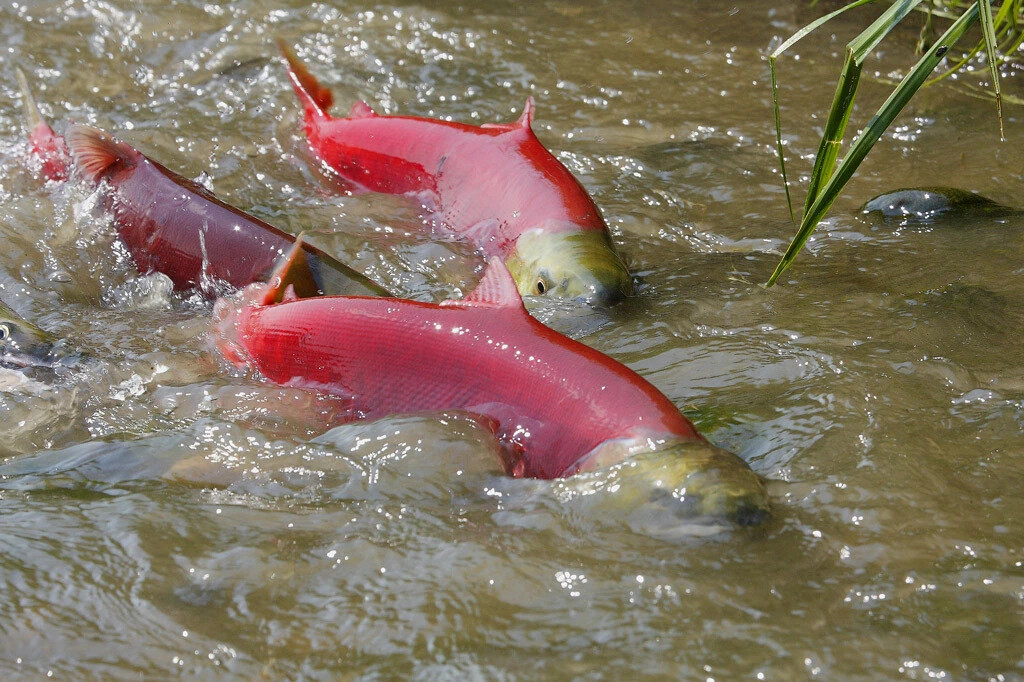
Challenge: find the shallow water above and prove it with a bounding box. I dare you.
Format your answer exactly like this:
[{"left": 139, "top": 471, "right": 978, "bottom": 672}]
[{"left": 2, "top": 0, "right": 1024, "bottom": 678}]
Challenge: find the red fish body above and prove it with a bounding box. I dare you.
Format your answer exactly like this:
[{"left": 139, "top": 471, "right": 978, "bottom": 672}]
[
  {"left": 18, "top": 70, "right": 387, "bottom": 298},
  {"left": 222, "top": 265, "right": 693, "bottom": 478},
  {"left": 217, "top": 257, "right": 769, "bottom": 524},
  {"left": 63, "top": 126, "right": 389, "bottom": 297},
  {"left": 280, "top": 43, "right": 634, "bottom": 305}
]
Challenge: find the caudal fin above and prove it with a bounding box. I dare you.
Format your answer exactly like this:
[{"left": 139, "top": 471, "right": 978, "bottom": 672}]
[
  {"left": 16, "top": 67, "right": 70, "bottom": 182},
  {"left": 64, "top": 124, "right": 139, "bottom": 183},
  {"left": 277, "top": 39, "right": 334, "bottom": 121}
]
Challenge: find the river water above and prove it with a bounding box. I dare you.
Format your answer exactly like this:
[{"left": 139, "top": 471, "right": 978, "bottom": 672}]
[{"left": 2, "top": 0, "right": 1023, "bottom": 679}]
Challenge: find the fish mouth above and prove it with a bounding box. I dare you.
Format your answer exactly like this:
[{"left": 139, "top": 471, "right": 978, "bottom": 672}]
[
  {"left": 0, "top": 341, "right": 70, "bottom": 372},
  {"left": 507, "top": 228, "right": 634, "bottom": 306},
  {"left": 569, "top": 438, "right": 770, "bottom": 530}
]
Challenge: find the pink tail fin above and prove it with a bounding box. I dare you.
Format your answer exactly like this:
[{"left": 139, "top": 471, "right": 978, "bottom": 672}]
[
  {"left": 277, "top": 39, "right": 334, "bottom": 121},
  {"left": 16, "top": 67, "right": 70, "bottom": 182}
]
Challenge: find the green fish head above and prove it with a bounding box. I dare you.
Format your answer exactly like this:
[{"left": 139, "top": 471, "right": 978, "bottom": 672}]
[
  {"left": 574, "top": 439, "right": 770, "bottom": 530},
  {"left": 506, "top": 228, "right": 634, "bottom": 306},
  {"left": 0, "top": 300, "right": 59, "bottom": 369}
]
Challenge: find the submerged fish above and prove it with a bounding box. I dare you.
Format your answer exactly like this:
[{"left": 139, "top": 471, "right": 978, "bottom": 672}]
[
  {"left": 0, "top": 300, "right": 61, "bottom": 369},
  {"left": 861, "top": 187, "right": 1017, "bottom": 222},
  {"left": 215, "top": 247, "right": 768, "bottom": 525},
  {"left": 18, "top": 69, "right": 389, "bottom": 299},
  {"left": 279, "top": 41, "right": 634, "bottom": 305}
]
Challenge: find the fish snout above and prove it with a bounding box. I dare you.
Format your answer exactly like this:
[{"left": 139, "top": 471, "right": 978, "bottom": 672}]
[
  {"left": 594, "top": 441, "right": 770, "bottom": 530},
  {"left": 649, "top": 453, "right": 770, "bottom": 527},
  {"left": 0, "top": 302, "right": 64, "bottom": 369},
  {"left": 567, "top": 262, "right": 635, "bottom": 306}
]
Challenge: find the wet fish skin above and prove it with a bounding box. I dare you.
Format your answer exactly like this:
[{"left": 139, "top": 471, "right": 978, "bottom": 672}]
[
  {"left": 861, "top": 186, "right": 1017, "bottom": 222},
  {"left": 279, "top": 41, "right": 634, "bottom": 306},
  {"left": 215, "top": 255, "right": 769, "bottom": 525},
  {"left": 18, "top": 70, "right": 389, "bottom": 299},
  {"left": 63, "top": 125, "right": 390, "bottom": 298},
  {"left": 0, "top": 300, "right": 59, "bottom": 369}
]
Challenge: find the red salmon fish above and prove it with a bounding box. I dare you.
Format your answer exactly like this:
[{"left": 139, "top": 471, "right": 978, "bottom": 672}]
[
  {"left": 279, "top": 41, "right": 634, "bottom": 305},
  {"left": 18, "top": 70, "right": 388, "bottom": 299},
  {"left": 215, "top": 250, "right": 769, "bottom": 525}
]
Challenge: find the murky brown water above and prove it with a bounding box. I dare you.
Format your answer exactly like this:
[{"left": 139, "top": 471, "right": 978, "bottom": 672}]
[{"left": 2, "top": 0, "right": 1024, "bottom": 678}]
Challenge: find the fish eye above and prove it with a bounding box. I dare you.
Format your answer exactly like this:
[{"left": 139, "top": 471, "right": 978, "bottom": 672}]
[
  {"left": 534, "top": 277, "right": 548, "bottom": 295},
  {"left": 0, "top": 324, "right": 8, "bottom": 341}
]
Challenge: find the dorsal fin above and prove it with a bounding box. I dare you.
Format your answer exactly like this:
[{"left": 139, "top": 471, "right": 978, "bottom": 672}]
[
  {"left": 65, "top": 124, "right": 138, "bottom": 182},
  {"left": 481, "top": 96, "right": 535, "bottom": 132},
  {"left": 349, "top": 100, "right": 377, "bottom": 119},
  {"left": 517, "top": 96, "right": 535, "bottom": 128},
  {"left": 443, "top": 258, "right": 524, "bottom": 310},
  {"left": 261, "top": 233, "right": 322, "bottom": 305},
  {"left": 277, "top": 38, "right": 334, "bottom": 116}
]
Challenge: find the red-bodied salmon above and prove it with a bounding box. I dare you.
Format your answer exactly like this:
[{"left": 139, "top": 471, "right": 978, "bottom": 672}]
[
  {"left": 215, "top": 249, "right": 768, "bottom": 525},
  {"left": 279, "top": 41, "right": 634, "bottom": 306},
  {"left": 17, "top": 70, "right": 389, "bottom": 299}
]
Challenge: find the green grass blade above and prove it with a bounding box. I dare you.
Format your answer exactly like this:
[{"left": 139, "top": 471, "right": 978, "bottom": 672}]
[
  {"left": 801, "top": 0, "right": 924, "bottom": 214},
  {"left": 766, "top": 3, "right": 980, "bottom": 286},
  {"left": 978, "top": 0, "right": 1006, "bottom": 139},
  {"left": 769, "top": 0, "right": 881, "bottom": 59},
  {"left": 848, "top": 0, "right": 924, "bottom": 60},
  {"left": 768, "top": 0, "right": 882, "bottom": 228},
  {"left": 769, "top": 59, "right": 798, "bottom": 228}
]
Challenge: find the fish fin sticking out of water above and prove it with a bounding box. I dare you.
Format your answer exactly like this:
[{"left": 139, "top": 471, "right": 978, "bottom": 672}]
[
  {"left": 277, "top": 38, "right": 334, "bottom": 120},
  {"left": 480, "top": 97, "right": 536, "bottom": 133},
  {"left": 260, "top": 233, "right": 321, "bottom": 305},
  {"left": 16, "top": 67, "right": 70, "bottom": 182},
  {"left": 443, "top": 257, "right": 526, "bottom": 312},
  {"left": 436, "top": 254, "right": 524, "bottom": 311},
  {"left": 65, "top": 125, "right": 139, "bottom": 182}
]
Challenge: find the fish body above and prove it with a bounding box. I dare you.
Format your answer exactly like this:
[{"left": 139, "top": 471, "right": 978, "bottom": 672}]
[
  {"left": 280, "top": 43, "right": 634, "bottom": 305},
  {"left": 861, "top": 186, "right": 1017, "bottom": 222},
  {"left": 216, "top": 256, "right": 768, "bottom": 523},
  {"left": 64, "top": 126, "right": 390, "bottom": 297},
  {"left": 17, "top": 69, "right": 388, "bottom": 298}
]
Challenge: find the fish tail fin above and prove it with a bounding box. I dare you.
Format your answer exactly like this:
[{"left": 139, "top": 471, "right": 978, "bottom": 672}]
[
  {"left": 277, "top": 39, "right": 334, "bottom": 122},
  {"left": 16, "top": 67, "right": 70, "bottom": 181},
  {"left": 16, "top": 67, "right": 46, "bottom": 131},
  {"left": 261, "top": 233, "right": 322, "bottom": 305},
  {"left": 64, "top": 124, "right": 139, "bottom": 183}
]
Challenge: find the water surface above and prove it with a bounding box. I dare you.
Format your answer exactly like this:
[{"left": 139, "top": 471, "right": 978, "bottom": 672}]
[{"left": 2, "top": 0, "right": 1023, "bottom": 678}]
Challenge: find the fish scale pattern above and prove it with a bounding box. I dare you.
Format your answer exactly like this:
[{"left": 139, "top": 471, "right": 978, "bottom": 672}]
[{"left": 233, "top": 295, "right": 700, "bottom": 479}]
